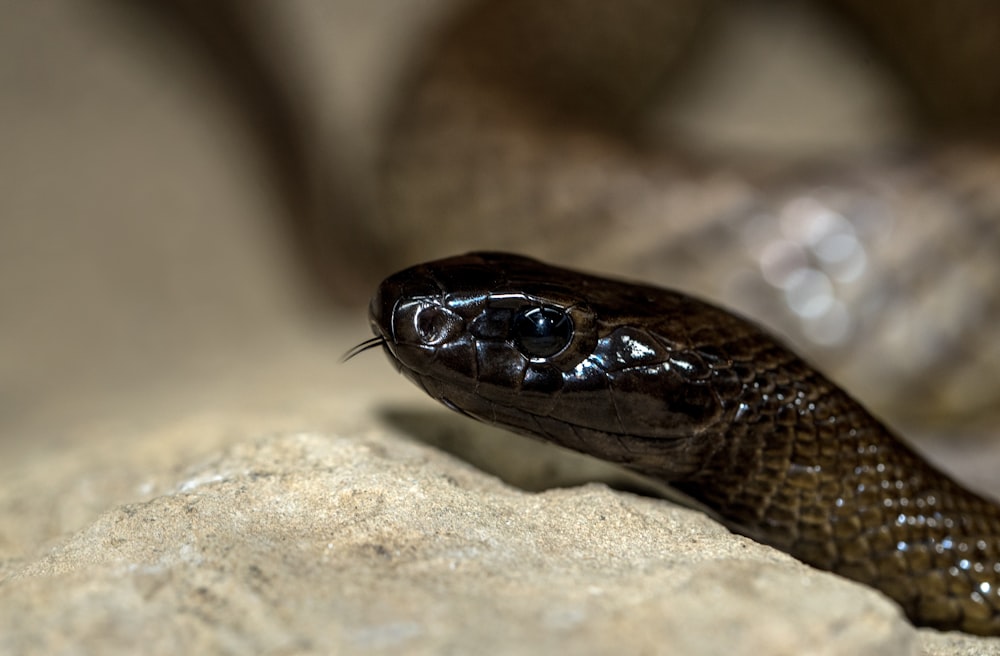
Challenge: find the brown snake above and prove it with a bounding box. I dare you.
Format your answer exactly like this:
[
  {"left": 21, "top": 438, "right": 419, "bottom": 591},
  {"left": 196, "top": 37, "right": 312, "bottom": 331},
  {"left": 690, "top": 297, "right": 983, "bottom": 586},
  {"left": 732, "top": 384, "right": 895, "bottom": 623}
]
[{"left": 354, "top": 251, "right": 1000, "bottom": 635}]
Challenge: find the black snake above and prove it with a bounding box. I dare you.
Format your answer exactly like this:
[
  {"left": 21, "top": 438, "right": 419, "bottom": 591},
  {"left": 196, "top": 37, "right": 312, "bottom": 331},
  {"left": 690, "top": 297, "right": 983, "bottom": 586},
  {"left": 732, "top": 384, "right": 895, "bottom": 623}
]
[{"left": 352, "top": 251, "right": 1000, "bottom": 635}]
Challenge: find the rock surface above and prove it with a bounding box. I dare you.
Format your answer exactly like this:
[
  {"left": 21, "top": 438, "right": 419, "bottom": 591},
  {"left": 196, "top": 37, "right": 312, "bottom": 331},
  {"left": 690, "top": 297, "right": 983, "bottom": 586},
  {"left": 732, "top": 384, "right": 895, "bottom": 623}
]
[
  {"left": 2, "top": 422, "right": 914, "bottom": 656},
  {"left": 1, "top": 401, "right": 996, "bottom": 655}
]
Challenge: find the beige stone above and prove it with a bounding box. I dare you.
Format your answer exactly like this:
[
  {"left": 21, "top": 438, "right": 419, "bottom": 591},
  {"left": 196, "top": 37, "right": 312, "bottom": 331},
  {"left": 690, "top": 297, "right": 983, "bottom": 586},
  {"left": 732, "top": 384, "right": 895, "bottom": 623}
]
[{"left": 3, "top": 424, "right": 920, "bottom": 655}]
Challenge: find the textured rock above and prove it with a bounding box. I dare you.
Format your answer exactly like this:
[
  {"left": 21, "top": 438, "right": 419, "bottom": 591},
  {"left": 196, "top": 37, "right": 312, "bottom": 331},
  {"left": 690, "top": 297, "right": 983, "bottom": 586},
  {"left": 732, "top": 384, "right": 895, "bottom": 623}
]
[
  {"left": 0, "top": 422, "right": 923, "bottom": 655},
  {"left": 2, "top": 352, "right": 998, "bottom": 656}
]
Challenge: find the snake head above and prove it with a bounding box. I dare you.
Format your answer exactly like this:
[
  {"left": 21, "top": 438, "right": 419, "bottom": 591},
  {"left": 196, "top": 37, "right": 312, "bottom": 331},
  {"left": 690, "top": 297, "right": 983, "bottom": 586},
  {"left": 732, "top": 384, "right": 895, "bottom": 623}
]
[{"left": 369, "top": 252, "right": 746, "bottom": 480}]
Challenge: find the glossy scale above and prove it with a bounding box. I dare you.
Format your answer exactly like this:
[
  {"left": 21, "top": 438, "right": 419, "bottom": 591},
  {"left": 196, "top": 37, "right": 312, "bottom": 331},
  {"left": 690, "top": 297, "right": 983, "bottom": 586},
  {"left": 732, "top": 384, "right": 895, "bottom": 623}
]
[{"left": 367, "top": 251, "right": 1000, "bottom": 635}]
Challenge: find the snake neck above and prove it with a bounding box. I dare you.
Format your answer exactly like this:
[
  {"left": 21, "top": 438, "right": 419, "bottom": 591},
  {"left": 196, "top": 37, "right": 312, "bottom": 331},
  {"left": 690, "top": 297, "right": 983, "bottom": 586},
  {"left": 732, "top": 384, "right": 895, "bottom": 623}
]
[{"left": 665, "top": 370, "right": 1000, "bottom": 632}]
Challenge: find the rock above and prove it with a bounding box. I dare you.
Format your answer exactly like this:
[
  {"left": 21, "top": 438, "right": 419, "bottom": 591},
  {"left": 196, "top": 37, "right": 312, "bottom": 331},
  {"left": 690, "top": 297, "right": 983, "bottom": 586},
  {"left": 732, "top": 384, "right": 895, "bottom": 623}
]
[{"left": 1, "top": 426, "right": 922, "bottom": 655}]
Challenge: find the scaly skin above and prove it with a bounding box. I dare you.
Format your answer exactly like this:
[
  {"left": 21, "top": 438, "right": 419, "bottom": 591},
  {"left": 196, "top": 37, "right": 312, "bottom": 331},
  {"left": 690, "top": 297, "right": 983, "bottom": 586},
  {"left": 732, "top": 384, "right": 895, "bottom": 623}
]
[{"left": 366, "top": 252, "right": 1000, "bottom": 635}]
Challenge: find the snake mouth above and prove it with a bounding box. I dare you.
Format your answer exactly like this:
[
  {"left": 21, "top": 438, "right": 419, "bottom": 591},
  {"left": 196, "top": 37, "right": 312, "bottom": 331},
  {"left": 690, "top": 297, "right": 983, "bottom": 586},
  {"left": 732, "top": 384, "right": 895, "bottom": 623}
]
[{"left": 439, "top": 396, "right": 475, "bottom": 419}]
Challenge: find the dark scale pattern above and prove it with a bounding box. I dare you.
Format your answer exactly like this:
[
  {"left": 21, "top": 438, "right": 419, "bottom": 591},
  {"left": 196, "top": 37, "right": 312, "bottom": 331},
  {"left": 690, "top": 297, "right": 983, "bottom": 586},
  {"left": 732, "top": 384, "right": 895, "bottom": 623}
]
[
  {"left": 369, "top": 252, "right": 1000, "bottom": 635},
  {"left": 673, "top": 341, "right": 1000, "bottom": 635}
]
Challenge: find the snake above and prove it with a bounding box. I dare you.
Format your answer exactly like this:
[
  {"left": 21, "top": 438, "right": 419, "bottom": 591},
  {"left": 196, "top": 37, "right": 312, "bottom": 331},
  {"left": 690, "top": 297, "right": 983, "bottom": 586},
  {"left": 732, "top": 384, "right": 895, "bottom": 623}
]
[{"left": 349, "top": 251, "right": 1000, "bottom": 636}]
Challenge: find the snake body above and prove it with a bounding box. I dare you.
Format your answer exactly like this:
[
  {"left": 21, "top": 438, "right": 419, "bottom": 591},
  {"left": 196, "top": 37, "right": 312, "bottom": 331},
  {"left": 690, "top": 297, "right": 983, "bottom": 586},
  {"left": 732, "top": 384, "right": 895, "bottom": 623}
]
[{"left": 366, "top": 251, "right": 1000, "bottom": 635}]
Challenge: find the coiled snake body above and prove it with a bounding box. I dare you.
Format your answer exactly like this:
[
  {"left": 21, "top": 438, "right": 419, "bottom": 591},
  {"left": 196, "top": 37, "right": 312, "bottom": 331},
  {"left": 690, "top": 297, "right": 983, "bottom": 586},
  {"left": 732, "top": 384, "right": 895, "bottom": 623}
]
[{"left": 361, "top": 251, "right": 1000, "bottom": 635}]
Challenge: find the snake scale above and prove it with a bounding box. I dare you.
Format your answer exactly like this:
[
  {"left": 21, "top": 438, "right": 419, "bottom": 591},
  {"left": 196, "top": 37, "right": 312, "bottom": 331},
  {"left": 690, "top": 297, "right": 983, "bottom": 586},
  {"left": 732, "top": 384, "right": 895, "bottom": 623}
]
[{"left": 355, "top": 251, "right": 1000, "bottom": 635}]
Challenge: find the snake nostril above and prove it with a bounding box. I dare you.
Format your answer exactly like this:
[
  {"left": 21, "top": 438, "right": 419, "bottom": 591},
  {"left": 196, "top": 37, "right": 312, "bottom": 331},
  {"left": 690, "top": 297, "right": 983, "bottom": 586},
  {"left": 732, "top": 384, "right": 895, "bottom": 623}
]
[
  {"left": 414, "top": 305, "right": 453, "bottom": 345},
  {"left": 391, "top": 299, "right": 463, "bottom": 348}
]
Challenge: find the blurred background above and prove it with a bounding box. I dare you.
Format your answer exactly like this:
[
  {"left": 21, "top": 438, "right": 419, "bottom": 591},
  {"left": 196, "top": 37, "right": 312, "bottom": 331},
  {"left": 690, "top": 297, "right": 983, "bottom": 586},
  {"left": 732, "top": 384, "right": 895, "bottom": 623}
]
[{"left": 2, "top": 0, "right": 999, "bottom": 491}]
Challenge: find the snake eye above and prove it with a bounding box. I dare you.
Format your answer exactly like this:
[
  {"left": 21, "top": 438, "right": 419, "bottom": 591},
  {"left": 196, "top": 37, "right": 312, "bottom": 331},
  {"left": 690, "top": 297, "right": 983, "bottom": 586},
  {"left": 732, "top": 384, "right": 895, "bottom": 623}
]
[{"left": 511, "top": 306, "right": 573, "bottom": 358}]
